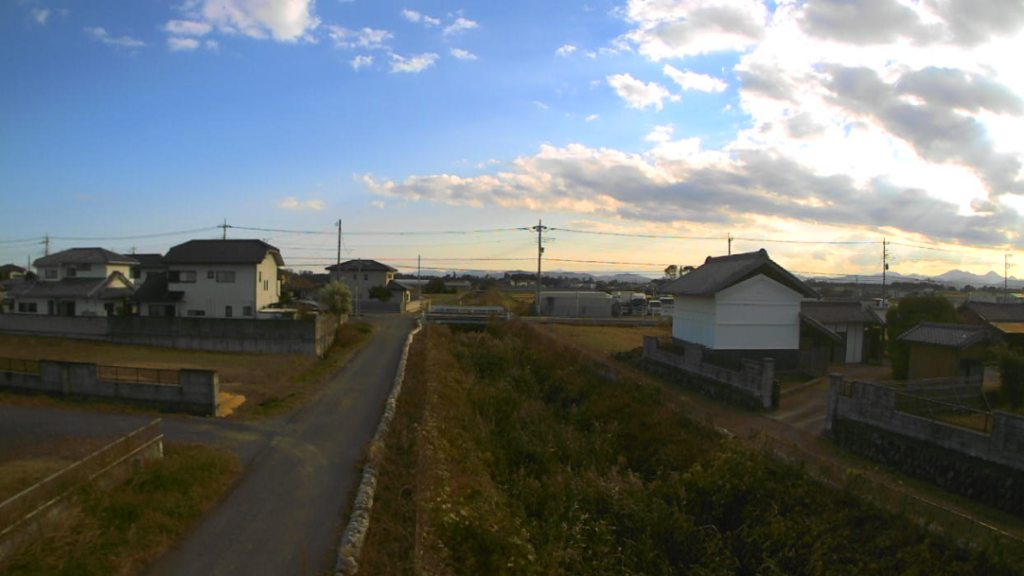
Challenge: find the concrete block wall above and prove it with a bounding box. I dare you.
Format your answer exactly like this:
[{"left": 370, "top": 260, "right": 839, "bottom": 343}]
[
  {"left": 0, "top": 360, "right": 217, "bottom": 415},
  {"left": 643, "top": 336, "right": 775, "bottom": 409}
]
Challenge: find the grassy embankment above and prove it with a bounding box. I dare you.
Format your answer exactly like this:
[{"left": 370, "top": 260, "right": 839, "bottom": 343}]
[
  {"left": 0, "top": 320, "right": 373, "bottom": 418},
  {"left": 360, "top": 322, "right": 1023, "bottom": 575},
  {"left": 0, "top": 442, "right": 240, "bottom": 576}
]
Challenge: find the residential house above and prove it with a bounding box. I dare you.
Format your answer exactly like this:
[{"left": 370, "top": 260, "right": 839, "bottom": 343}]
[
  {"left": 4, "top": 248, "right": 137, "bottom": 316},
  {"left": 897, "top": 322, "right": 990, "bottom": 380},
  {"left": 958, "top": 301, "right": 1024, "bottom": 349},
  {"left": 146, "top": 239, "right": 283, "bottom": 318},
  {"left": 0, "top": 264, "right": 26, "bottom": 280},
  {"left": 130, "top": 253, "right": 167, "bottom": 283},
  {"left": 662, "top": 249, "right": 819, "bottom": 369},
  {"left": 326, "top": 259, "right": 397, "bottom": 301},
  {"left": 800, "top": 300, "right": 885, "bottom": 363}
]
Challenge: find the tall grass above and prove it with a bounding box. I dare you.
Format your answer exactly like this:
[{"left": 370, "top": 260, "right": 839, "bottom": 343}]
[
  {"left": 396, "top": 322, "right": 1022, "bottom": 575},
  {"left": 0, "top": 443, "right": 240, "bottom": 576}
]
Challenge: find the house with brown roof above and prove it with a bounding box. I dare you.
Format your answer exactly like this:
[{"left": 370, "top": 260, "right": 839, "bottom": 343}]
[
  {"left": 801, "top": 300, "right": 885, "bottom": 363},
  {"left": 4, "top": 248, "right": 137, "bottom": 316},
  {"left": 897, "top": 322, "right": 990, "bottom": 380},
  {"left": 662, "top": 249, "right": 819, "bottom": 369},
  {"left": 958, "top": 301, "right": 1024, "bottom": 349}
]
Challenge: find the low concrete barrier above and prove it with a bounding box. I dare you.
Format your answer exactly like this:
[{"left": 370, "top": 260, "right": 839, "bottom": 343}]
[{"left": 0, "top": 360, "right": 217, "bottom": 415}]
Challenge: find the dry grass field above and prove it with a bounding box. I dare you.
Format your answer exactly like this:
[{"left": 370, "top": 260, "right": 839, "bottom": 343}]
[
  {"left": 0, "top": 435, "right": 114, "bottom": 503},
  {"left": 544, "top": 323, "right": 670, "bottom": 357}
]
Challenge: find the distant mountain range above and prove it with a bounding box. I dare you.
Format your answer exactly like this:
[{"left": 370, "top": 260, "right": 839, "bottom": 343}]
[{"left": 805, "top": 269, "right": 1024, "bottom": 289}]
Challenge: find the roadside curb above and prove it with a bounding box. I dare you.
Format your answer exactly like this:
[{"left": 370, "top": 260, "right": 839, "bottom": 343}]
[{"left": 334, "top": 320, "right": 422, "bottom": 576}]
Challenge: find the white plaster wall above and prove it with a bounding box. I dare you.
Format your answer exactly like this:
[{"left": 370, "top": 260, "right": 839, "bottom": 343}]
[
  {"left": 673, "top": 295, "right": 715, "bottom": 347},
  {"left": 714, "top": 275, "right": 801, "bottom": 350},
  {"left": 254, "top": 253, "right": 280, "bottom": 311},
  {"left": 169, "top": 263, "right": 257, "bottom": 318}
]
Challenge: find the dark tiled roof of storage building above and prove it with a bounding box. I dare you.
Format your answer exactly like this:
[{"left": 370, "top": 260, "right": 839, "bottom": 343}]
[
  {"left": 801, "top": 300, "right": 884, "bottom": 325},
  {"left": 326, "top": 259, "right": 397, "bottom": 273},
  {"left": 897, "top": 322, "right": 989, "bottom": 349},
  {"left": 662, "top": 249, "right": 818, "bottom": 298},
  {"left": 959, "top": 301, "right": 1024, "bottom": 322},
  {"left": 165, "top": 239, "right": 284, "bottom": 266},
  {"left": 34, "top": 248, "right": 138, "bottom": 267}
]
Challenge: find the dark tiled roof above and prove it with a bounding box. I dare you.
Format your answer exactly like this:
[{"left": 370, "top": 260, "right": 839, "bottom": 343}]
[
  {"left": 959, "top": 301, "right": 1024, "bottom": 322},
  {"left": 387, "top": 280, "right": 412, "bottom": 291},
  {"left": 0, "top": 264, "right": 26, "bottom": 273},
  {"left": 132, "top": 253, "right": 166, "bottom": 268},
  {"left": 34, "top": 248, "right": 138, "bottom": 267},
  {"left": 801, "top": 300, "right": 884, "bottom": 325},
  {"left": 326, "top": 259, "right": 397, "bottom": 273},
  {"left": 5, "top": 274, "right": 134, "bottom": 299},
  {"left": 133, "top": 273, "right": 184, "bottom": 303},
  {"left": 662, "top": 249, "right": 818, "bottom": 298},
  {"left": 799, "top": 312, "right": 842, "bottom": 342},
  {"left": 897, "top": 322, "right": 989, "bottom": 349},
  {"left": 165, "top": 239, "right": 284, "bottom": 266}
]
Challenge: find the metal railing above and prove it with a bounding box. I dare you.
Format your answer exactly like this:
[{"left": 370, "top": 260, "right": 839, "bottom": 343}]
[
  {"left": 0, "top": 357, "right": 40, "bottom": 375},
  {"left": 0, "top": 419, "right": 163, "bottom": 535},
  {"left": 96, "top": 365, "right": 179, "bottom": 385},
  {"left": 895, "top": 391, "right": 993, "bottom": 434}
]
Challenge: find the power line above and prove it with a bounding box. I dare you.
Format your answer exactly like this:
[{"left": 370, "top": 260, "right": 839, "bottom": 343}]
[
  {"left": 229, "top": 225, "right": 530, "bottom": 236},
  {"left": 49, "top": 226, "right": 221, "bottom": 241}
]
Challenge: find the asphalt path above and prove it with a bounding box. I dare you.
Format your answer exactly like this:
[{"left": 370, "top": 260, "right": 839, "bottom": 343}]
[{"left": 0, "top": 314, "right": 414, "bottom": 576}]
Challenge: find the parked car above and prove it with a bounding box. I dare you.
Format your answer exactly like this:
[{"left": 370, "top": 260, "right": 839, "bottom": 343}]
[
  {"left": 659, "top": 296, "right": 674, "bottom": 315},
  {"left": 648, "top": 299, "right": 662, "bottom": 316}
]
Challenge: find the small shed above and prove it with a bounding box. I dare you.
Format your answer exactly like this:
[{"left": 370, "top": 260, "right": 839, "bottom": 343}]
[
  {"left": 538, "top": 291, "right": 614, "bottom": 317},
  {"left": 801, "top": 300, "right": 885, "bottom": 363},
  {"left": 897, "top": 322, "right": 990, "bottom": 380}
]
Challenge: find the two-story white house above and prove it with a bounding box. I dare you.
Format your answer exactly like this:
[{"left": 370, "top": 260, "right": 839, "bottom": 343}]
[
  {"left": 662, "top": 249, "right": 819, "bottom": 369},
  {"left": 4, "top": 248, "right": 137, "bottom": 316},
  {"left": 326, "top": 259, "right": 397, "bottom": 301},
  {"left": 144, "top": 239, "right": 283, "bottom": 318}
]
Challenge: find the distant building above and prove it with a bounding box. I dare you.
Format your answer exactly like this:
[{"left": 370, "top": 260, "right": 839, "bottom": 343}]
[
  {"left": 662, "top": 249, "right": 818, "bottom": 369},
  {"left": 4, "top": 248, "right": 137, "bottom": 316},
  {"left": 958, "top": 301, "right": 1024, "bottom": 349},
  {"left": 146, "top": 239, "right": 283, "bottom": 318},
  {"left": 326, "top": 259, "right": 397, "bottom": 301},
  {"left": 0, "top": 264, "right": 26, "bottom": 280},
  {"left": 538, "top": 291, "right": 615, "bottom": 317},
  {"left": 897, "top": 322, "right": 990, "bottom": 380}
]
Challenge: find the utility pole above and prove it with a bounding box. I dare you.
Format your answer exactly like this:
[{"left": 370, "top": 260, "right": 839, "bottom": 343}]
[
  {"left": 881, "top": 238, "right": 889, "bottom": 305},
  {"left": 1005, "top": 252, "right": 1011, "bottom": 301},
  {"left": 727, "top": 232, "right": 732, "bottom": 256},
  {"left": 44, "top": 234, "right": 50, "bottom": 256},
  {"left": 356, "top": 260, "right": 362, "bottom": 318},
  {"left": 417, "top": 254, "right": 422, "bottom": 304},
  {"left": 336, "top": 220, "right": 342, "bottom": 268},
  {"left": 220, "top": 219, "right": 228, "bottom": 240},
  {"left": 533, "top": 219, "right": 547, "bottom": 315}
]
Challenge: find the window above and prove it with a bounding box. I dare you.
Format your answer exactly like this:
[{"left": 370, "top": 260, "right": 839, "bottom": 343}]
[
  {"left": 65, "top": 267, "right": 77, "bottom": 277},
  {"left": 259, "top": 271, "right": 262, "bottom": 282},
  {"left": 18, "top": 302, "right": 37, "bottom": 313},
  {"left": 216, "top": 271, "right": 235, "bottom": 283},
  {"left": 208, "top": 270, "right": 215, "bottom": 279},
  {"left": 263, "top": 280, "right": 269, "bottom": 291},
  {"left": 131, "top": 267, "right": 141, "bottom": 279},
  {"left": 187, "top": 309, "right": 206, "bottom": 317},
  {"left": 45, "top": 269, "right": 57, "bottom": 279},
  {"left": 169, "top": 271, "right": 196, "bottom": 283},
  {"left": 225, "top": 305, "right": 233, "bottom": 317},
  {"left": 243, "top": 306, "right": 253, "bottom": 316},
  {"left": 364, "top": 274, "right": 369, "bottom": 281},
  {"left": 79, "top": 263, "right": 91, "bottom": 272}
]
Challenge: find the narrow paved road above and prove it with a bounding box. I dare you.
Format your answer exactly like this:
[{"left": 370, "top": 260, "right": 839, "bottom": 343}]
[{"left": 145, "top": 314, "right": 414, "bottom": 576}]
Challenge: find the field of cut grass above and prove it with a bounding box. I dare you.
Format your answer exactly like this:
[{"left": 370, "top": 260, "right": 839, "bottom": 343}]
[
  {"left": 360, "top": 322, "right": 1024, "bottom": 575},
  {"left": 544, "top": 323, "right": 670, "bottom": 356},
  {"left": 0, "top": 442, "right": 240, "bottom": 576}
]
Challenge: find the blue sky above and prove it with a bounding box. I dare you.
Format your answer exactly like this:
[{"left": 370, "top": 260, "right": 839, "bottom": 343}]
[{"left": 2, "top": 0, "right": 1024, "bottom": 277}]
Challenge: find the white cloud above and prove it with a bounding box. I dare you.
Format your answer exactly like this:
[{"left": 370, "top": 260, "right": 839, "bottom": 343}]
[
  {"left": 164, "top": 19, "right": 213, "bottom": 36},
  {"left": 555, "top": 43, "right": 577, "bottom": 56},
  {"left": 533, "top": 100, "right": 550, "bottom": 110},
  {"left": 402, "top": 9, "right": 440, "bottom": 26},
  {"left": 644, "top": 123, "right": 674, "bottom": 142},
  {"left": 585, "top": 114, "right": 599, "bottom": 121},
  {"left": 205, "top": 39, "right": 220, "bottom": 49},
  {"left": 328, "top": 26, "right": 393, "bottom": 49},
  {"left": 194, "top": 0, "right": 321, "bottom": 42},
  {"left": 350, "top": 55, "right": 373, "bottom": 70},
  {"left": 663, "top": 64, "right": 728, "bottom": 92},
  {"left": 450, "top": 48, "right": 477, "bottom": 60},
  {"left": 84, "top": 27, "right": 146, "bottom": 48},
  {"left": 168, "top": 37, "right": 201, "bottom": 51},
  {"left": 32, "top": 8, "right": 51, "bottom": 25},
  {"left": 277, "top": 196, "right": 325, "bottom": 211},
  {"left": 443, "top": 17, "right": 478, "bottom": 35},
  {"left": 606, "top": 73, "right": 672, "bottom": 110},
  {"left": 390, "top": 52, "right": 439, "bottom": 73},
  {"left": 370, "top": 200, "right": 386, "bottom": 209},
  {"left": 619, "top": 0, "right": 768, "bottom": 60}
]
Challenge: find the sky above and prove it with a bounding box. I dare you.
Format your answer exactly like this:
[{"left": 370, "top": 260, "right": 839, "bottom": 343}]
[{"left": 2, "top": 0, "right": 1024, "bottom": 279}]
